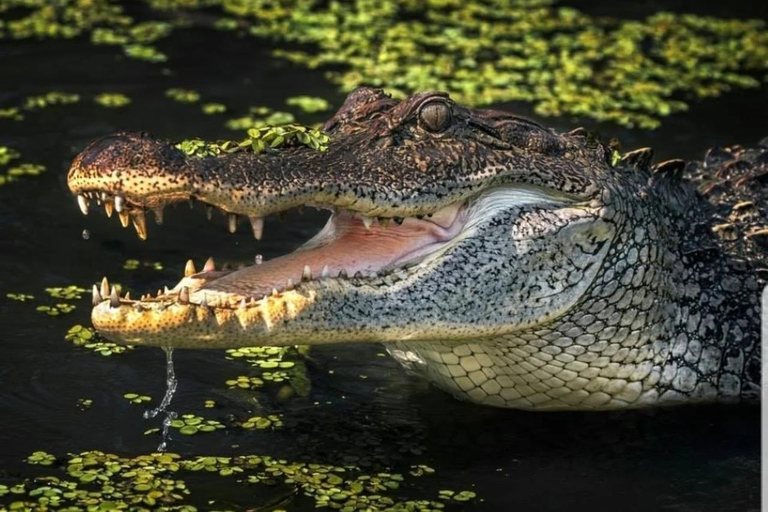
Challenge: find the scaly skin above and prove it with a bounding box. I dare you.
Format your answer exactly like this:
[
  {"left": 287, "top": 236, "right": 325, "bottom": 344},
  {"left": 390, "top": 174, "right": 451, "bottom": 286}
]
[{"left": 67, "top": 87, "right": 764, "bottom": 410}]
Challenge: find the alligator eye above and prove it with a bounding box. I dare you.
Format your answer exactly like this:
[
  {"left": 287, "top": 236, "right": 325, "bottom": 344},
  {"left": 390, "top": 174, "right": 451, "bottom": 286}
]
[{"left": 418, "top": 101, "right": 452, "bottom": 133}]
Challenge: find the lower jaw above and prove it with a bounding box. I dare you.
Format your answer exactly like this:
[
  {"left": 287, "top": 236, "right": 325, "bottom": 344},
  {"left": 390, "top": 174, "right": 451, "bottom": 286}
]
[{"left": 153, "top": 203, "right": 468, "bottom": 307}]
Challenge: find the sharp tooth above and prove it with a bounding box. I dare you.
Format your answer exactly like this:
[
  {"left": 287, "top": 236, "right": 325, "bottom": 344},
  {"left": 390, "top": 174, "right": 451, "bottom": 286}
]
[
  {"left": 239, "top": 298, "right": 247, "bottom": 310},
  {"left": 285, "top": 278, "right": 294, "bottom": 290},
  {"left": 254, "top": 254, "right": 263, "bottom": 265},
  {"left": 179, "top": 286, "right": 189, "bottom": 303},
  {"left": 271, "top": 288, "right": 279, "bottom": 297},
  {"left": 378, "top": 217, "right": 389, "bottom": 228},
  {"left": 354, "top": 271, "right": 363, "bottom": 279},
  {"left": 228, "top": 213, "right": 238, "bottom": 233},
  {"left": 100, "top": 277, "right": 110, "bottom": 298},
  {"left": 77, "top": 195, "right": 89, "bottom": 215},
  {"left": 157, "top": 289, "right": 162, "bottom": 297},
  {"left": 153, "top": 206, "right": 164, "bottom": 225},
  {"left": 302, "top": 265, "right": 312, "bottom": 282},
  {"left": 321, "top": 265, "right": 330, "bottom": 278},
  {"left": 100, "top": 192, "right": 107, "bottom": 202},
  {"left": 249, "top": 216, "right": 264, "bottom": 240},
  {"left": 164, "top": 286, "right": 170, "bottom": 295},
  {"left": 338, "top": 269, "right": 348, "bottom": 278},
  {"left": 203, "top": 257, "right": 215, "bottom": 272},
  {"left": 109, "top": 286, "right": 120, "bottom": 308},
  {"left": 92, "top": 284, "right": 102, "bottom": 306},
  {"left": 394, "top": 217, "right": 404, "bottom": 225},
  {"left": 132, "top": 212, "right": 147, "bottom": 240},
  {"left": 104, "top": 201, "right": 114, "bottom": 218},
  {"left": 119, "top": 211, "right": 130, "bottom": 228},
  {"left": 124, "top": 291, "right": 131, "bottom": 300},
  {"left": 184, "top": 259, "right": 196, "bottom": 277},
  {"left": 206, "top": 206, "right": 214, "bottom": 220},
  {"left": 114, "top": 195, "right": 125, "bottom": 213},
  {"left": 361, "top": 216, "right": 374, "bottom": 230},
  {"left": 200, "top": 294, "right": 208, "bottom": 307}
]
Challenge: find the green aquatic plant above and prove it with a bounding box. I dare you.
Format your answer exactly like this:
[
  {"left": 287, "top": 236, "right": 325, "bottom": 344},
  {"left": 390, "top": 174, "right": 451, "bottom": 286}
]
[
  {"left": 239, "top": 414, "right": 283, "bottom": 430},
  {"left": 165, "top": 87, "right": 200, "bottom": 103},
  {"left": 0, "top": 107, "right": 23, "bottom": 121},
  {"left": 175, "top": 123, "right": 330, "bottom": 158},
  {"left": 169, "top": 414, "right": 225, "bottom": 435},
  {"left": 122, "top": 259, "right": 163, "bottom": 270},
  {"left": 2, "top": 0, "right": 765, "bottom": 128},
  {"left": 45, "top": 285, "right": 87, "bottom": 300},
  {"left": 0, "top": 146, "right": 20, "bottom": 166},
  {"left": 6, "top": 293, "right": 34, "bottom": 301},
  {"left": 65, "top": 324, "right": 134, "bottom": 356},
  {"left": 36, "top": 303, "right": 76, "bottom": 315},
  {"left": 201, "top": 102, "right": 227, "bottom": 114},
  {"left": 24, "top": 92, "right": 79, "bottom": 109},
  {"left": 286, "top": 95, "right": 331, "bottom": 113},
  {"left": 123, "top": 393, "right": 152, "bottom": 404},
  {"left": 94, "top": 92, "right": 131, "bottom": 107}
]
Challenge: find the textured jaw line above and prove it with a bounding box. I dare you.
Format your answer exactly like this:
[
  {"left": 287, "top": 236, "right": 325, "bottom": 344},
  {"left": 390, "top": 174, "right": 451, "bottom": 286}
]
[{"left": 89, "top": 201, "right": 470, "bottom": 347}]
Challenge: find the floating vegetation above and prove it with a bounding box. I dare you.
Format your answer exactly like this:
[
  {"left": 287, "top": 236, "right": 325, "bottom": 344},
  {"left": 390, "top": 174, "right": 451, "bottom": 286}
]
[
  {"left": 225, "top": 375, "right": 264, "bottom": 389},
  {"left": 1, "top": 1, "right": 766, "bottom": 128},
  {"left": 36, "top": 303, "right": 76, "bottom": 316},
  {"left": 122, "top": 259, "right": 163, "bottom": 271},
  {"left": 203, "top": 399, "right": 216, "bottom": 408},
  {"left": 0, "top": 145, "right": 46, "bottom": 186},
  {"left": 45, "top": 285, "right": 87, "bottom": 300},
  {"left": 123, "top": 393, "right": 152, "bottom": 404},
  {"left": 169, "top": 414, "right": 224, "bottom": 435},
  {"left": 0, "top": 107, "right": 23, "bottom": 121},
  {"left": 65, "top": 324, "right": 134, "bottom": 356},
  {"left": 25, "top": 451, "right": 56, "bottom": 466},
  {"left": 94, "top": 92, "right": 131, "bottom": 107},
  {"left": 286, "top": 95, "right": 331, "bottom": 113},
  {"left": 201, "top": 102, "right": 226, "bottom": 114},
  {"left": 239, "top": 414, "right": 283, "bottom": 430},
  {"left": 175, "top": 124, "right": 330, "bottom": 158},
  {"left": 6, "top": 292, "right": 34, "bottom": 301},
  {"left": 76, "top": 398, "right": 93, "bottom": 410},
  {"left": 165, "top": 87, "right": 200, "bottom": 103},
  {"left": 24, "top": 92, "right": 79, "bottom": 110},
  {"left": 1, "top": 450, "right": 459, "bottom": 510},
  {"left": 0, "top": 146, "right": 19, "bottom": 166}
]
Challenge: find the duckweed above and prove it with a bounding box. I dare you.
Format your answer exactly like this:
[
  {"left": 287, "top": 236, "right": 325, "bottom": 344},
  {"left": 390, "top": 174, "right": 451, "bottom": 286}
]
[
  {"left": 94, "top": 92, "right": 131, "bottom": 107},
  {"left": 201, "top": 102, "right": 227, "bottom": 114},
  {"left": 45, "top": 285, "right": 87, "bottom": 300},
  {"left": 175, "top": 123, "right": 330, "bottom": 158},
  {"left": 286, "top": 95, "right": 331, "bottom": 113},
  {"left": 65, "top": 324, "right": 134, "bottom": 356},
  {"left": 36, "top": 303, "right": 76, "bottom": 315},
  {"left": 169, "top": 414, "right": 225, "bottom": 435},
  {"left": 23, "top": 92, "right": 79, "bottom": 110},
  {"left": 122, "top": 259, "right": 163, "bottom": 270},
  {"left": 225, "top": 375, "right": 264, "bottom": 389},
  {"left": 165, "top": 88, "right": 201, "bottom": 103},
  {"left": 240, "top": 414, "right": 283, "bottom": 430},
  {"left": 204, "top": 399, "right": 216, "bottom": 408},
  {"left": 6, "top": 293, "right": 34, "bottom": 301},
  {"left": 26, "top": 451, "right": 56, "bottom": 466},
  {"left": 0, "top": 146, "right": 19, "bottom": 166},
  {"left": 2, "top": 1, "right": 766, "bottom": 128},
  {"left": 76, "top": 398, "right": 93, "bottom": 410},
  {"left": 123, "top": 393, "right": 152, "bottom": 404}
]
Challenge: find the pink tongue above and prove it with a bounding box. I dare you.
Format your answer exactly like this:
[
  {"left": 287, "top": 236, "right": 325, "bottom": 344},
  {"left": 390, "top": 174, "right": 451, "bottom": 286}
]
[{"left": 195, "top": 214, "right": 452, "bottom": 299}]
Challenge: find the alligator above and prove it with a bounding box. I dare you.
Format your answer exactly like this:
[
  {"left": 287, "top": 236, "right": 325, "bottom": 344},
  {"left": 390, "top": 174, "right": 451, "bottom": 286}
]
[{"left": 67, "top": 87, "right": 765, "bottom": 410}]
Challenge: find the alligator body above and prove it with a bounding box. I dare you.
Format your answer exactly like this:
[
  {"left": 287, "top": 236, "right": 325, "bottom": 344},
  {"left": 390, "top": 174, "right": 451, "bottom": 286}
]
[{"left": 67, "top": 88, "right": 765, "bottom": 410}]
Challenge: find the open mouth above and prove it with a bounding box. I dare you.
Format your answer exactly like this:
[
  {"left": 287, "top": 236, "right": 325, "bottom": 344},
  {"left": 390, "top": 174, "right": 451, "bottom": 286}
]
[{"left": 77, "top": 190, "right": 469, "bottom": 310}]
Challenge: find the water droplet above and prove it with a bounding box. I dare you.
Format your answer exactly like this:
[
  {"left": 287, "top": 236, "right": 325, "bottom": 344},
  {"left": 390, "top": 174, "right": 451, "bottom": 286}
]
[{"left": 82, "top": 229, "right": 90, "bottom": 240}]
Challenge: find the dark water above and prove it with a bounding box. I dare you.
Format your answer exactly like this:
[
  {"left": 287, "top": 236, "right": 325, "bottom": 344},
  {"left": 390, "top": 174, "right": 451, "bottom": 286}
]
[{"left": 0, "top": 4, "right": 764, "bottom": 511}]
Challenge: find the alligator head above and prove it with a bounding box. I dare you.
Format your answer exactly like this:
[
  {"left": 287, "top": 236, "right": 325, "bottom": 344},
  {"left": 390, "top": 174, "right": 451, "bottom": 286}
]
[{"left": 67, "top": 88, "right": 762, "bottom": 409}]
